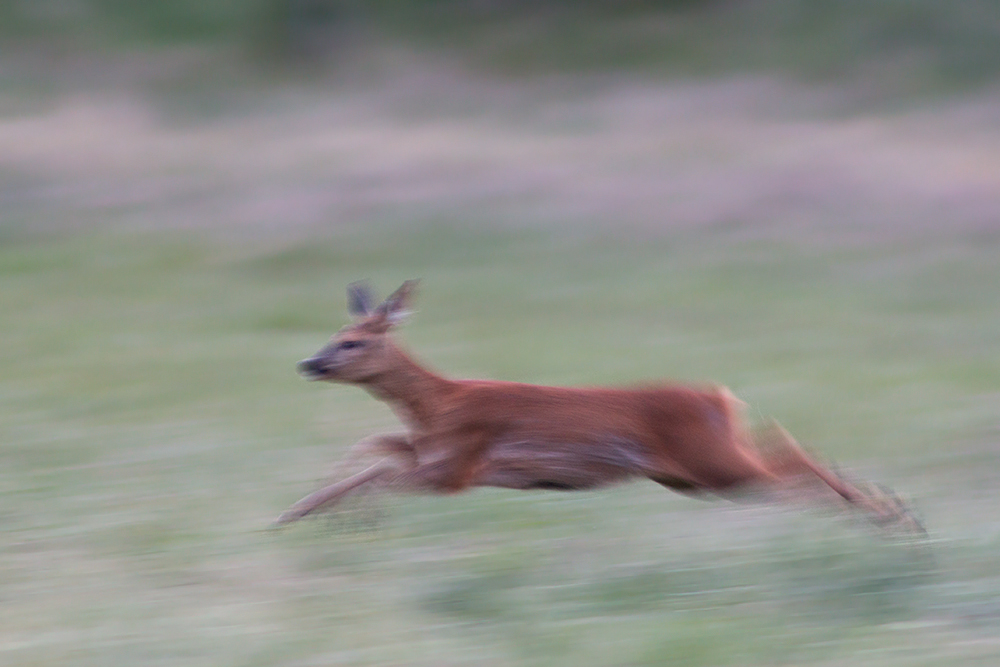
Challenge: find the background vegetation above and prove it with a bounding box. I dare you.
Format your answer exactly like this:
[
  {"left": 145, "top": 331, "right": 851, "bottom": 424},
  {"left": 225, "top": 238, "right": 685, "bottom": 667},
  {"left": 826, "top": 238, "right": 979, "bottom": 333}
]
[
  {"left": 2, "top": 0, "right": 1000, "bottom": 84},
  {"left": 2, "top": 2, "right": 999, "bottom": 665}
]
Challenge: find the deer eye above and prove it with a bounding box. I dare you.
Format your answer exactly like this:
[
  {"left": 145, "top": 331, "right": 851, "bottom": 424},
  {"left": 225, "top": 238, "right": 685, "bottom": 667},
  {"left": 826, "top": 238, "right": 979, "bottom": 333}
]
[{"left": 339, "top": 340, "right": 364, "bottom": 351}]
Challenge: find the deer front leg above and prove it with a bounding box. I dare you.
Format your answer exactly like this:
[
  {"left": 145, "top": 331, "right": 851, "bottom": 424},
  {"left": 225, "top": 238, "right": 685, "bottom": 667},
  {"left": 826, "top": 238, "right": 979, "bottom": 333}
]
[{"left": 274, "top": 434, "right": 415, "bottom": 526}]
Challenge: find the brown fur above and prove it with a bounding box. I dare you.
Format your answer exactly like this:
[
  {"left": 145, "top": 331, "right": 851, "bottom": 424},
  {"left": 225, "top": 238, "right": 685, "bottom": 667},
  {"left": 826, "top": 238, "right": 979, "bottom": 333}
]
[{"left": 277, "top": 281, "right": 920, "bottom": 533}]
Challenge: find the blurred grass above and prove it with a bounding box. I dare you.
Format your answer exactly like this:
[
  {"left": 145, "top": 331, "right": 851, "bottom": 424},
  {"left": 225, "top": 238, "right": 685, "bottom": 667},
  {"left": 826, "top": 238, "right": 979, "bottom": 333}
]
[
  {"left": 2, "top": 12, "right": 1000, "bottom": 660},
  {"left": 2, "top": 220, "right": 1000, "bottom": 665},
  {"left": 2, "top": 1, "right": 1000, "bottom": 90},
  {"left": 367, "top": 0, "right": 1000, "bottom": 86}
]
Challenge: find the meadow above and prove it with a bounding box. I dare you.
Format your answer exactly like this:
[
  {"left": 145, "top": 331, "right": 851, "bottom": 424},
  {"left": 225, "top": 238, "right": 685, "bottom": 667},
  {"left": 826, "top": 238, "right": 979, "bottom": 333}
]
[{"left": 2, "top": 63, "right": 1000, "bottom": 665}]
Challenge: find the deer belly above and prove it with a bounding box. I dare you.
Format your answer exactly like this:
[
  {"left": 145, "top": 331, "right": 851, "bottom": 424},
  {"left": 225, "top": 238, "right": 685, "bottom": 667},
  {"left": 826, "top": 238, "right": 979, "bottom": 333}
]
[{"left": 478, "top": 439, "right": 647, "bottom": 491}]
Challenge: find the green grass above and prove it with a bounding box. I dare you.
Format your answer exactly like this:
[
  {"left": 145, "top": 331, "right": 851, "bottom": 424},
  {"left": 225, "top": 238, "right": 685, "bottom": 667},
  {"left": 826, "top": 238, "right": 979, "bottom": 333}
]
[
  {"left": 2, "top": 222, "right": 1000, "bottom": 666},
  {"left": 1, "top": 53, "right": 999, "bottom": 664},
  {"left": 3, "top": 1, "right": 1000, "bottom": 91}
]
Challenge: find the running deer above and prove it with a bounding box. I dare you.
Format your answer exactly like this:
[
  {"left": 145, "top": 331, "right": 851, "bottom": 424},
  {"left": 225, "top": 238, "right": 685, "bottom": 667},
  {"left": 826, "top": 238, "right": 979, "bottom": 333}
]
[{"left": 276, "top": 280, "right": 921, "bottom": 533}]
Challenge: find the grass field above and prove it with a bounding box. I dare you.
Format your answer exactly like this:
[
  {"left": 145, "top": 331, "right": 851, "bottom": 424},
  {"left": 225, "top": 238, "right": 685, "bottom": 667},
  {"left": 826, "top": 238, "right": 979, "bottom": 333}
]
[{"left": 2, "top": 70, "right": 1000, "bottom": 665}]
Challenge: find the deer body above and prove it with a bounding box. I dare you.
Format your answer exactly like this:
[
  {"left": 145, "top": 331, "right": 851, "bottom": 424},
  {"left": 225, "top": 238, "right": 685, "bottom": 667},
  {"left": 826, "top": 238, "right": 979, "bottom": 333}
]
[
  {"left": 368, "top": 362, "right": 758, "bottom": 493},
  {"left": 277, "top": 281, "right": 919, "bottom": 533}
]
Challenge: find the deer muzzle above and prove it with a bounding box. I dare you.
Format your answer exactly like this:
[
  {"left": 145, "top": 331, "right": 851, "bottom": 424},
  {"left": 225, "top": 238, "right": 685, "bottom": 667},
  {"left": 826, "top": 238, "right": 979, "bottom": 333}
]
[{"left": 297, "top": 357, "right": 331, "bottom": 381}]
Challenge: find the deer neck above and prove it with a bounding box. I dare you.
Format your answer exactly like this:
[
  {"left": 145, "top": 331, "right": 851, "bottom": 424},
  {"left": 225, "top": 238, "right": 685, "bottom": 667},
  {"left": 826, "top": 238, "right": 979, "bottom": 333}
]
[{"left": 359, "top": 341, "right": 451, "bottom": 432}]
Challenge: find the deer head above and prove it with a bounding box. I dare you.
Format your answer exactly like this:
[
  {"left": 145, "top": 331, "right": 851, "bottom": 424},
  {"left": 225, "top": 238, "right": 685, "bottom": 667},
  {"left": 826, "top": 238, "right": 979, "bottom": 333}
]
[{"left": 297, "top": 280, "right": 418, "bottom": 383}]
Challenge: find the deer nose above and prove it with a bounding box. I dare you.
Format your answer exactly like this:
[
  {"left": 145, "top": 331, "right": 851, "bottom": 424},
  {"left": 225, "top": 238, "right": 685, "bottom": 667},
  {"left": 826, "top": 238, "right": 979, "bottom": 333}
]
[{"left": 297, "top": 358, "right": 326, "bottom": 378}]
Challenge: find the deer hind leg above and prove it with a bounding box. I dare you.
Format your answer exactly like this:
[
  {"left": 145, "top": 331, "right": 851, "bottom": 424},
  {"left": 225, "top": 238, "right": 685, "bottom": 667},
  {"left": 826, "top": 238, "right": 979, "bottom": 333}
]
[
  {"left": 755, "top": 421, "right": 924, "bottom": 535},
  {"left": 274, "top": 434, "right": 416, "bottom": 526}
]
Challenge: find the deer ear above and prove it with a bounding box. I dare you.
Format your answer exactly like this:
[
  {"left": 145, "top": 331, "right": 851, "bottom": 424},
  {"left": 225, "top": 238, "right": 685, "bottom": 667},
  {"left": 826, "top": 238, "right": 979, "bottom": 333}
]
[
  {"left": 347, "top": 281, "right": 377, "bottom": 318},
  {"left": 373, "top": 279, "right": 419, "bottom": 327}
]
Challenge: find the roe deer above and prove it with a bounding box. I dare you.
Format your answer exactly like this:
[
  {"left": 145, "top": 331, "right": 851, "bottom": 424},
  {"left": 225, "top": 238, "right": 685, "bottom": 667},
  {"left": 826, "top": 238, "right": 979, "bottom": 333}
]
[{"left": 276, "top": 280, "right": 921, "bottom": 534}]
